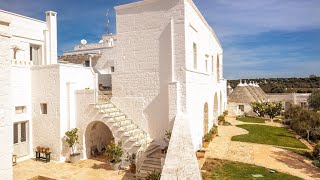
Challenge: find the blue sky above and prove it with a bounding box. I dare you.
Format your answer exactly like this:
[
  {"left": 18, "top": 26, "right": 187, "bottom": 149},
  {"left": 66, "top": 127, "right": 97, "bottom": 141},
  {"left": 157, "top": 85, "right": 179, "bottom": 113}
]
[{"left": 1, "top": 0, "right": 320, "bottom": 79}]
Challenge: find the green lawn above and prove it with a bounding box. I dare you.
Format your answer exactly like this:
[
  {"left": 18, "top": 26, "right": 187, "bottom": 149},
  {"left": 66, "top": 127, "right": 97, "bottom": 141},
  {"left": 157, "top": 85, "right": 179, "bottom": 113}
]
[
  {"left": 236, "top": 117, "right": 267, "bottom": 123},
  {"left": 202, "top": 158, "right": 301, "bottom": 180},
  {"left": 232, "top": 124, "right": 308, "bottom": 149}
]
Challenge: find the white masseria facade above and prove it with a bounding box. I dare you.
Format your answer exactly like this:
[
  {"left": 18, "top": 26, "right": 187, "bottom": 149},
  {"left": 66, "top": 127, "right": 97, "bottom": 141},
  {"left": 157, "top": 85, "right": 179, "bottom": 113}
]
[{"left": 0, "top": 0, "right": 227, "bottom": 179}]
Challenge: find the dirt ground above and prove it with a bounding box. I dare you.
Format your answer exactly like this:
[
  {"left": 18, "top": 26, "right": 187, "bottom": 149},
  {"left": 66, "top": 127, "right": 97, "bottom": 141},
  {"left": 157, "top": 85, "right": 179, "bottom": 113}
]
[{"left": 14, "top": 155, "right": 135, "bottom": 180}]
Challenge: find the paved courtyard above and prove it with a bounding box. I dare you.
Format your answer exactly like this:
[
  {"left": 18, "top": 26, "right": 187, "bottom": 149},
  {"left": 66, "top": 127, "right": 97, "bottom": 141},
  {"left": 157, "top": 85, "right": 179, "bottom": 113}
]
[
  {"left": 199, "top": 117, "right": 320, "bottom": 180},
  {"left": 14, "top": 155, "right": 134, "bottom": 180}
]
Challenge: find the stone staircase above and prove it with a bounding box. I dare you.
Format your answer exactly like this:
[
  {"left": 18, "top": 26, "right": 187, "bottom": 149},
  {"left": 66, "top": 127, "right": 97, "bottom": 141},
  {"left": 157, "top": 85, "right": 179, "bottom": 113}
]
[
  {"left": 95, "top": 92, "right": 150, "bottom": 153},
  {"left": 136, "top": 144, "right": 166, "bottom": 179}
]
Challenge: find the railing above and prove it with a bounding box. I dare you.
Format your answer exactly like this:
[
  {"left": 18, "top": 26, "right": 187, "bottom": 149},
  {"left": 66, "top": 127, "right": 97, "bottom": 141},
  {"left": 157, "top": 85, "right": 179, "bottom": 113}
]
[{"left": 95, "top": 90, "right": 150, "bottom": 174}]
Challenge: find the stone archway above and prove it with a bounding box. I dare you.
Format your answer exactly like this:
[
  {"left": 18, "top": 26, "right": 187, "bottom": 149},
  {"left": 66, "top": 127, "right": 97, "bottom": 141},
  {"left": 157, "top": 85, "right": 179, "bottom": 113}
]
[
  {"left": 220, "top": 92, "right": 224, "bottom": 114},
  {"left": 204, "top": 102, "right": 209, "bottom": 135},
  {"left": 85, "top": 121, "right": 114, "bottom": 159}
]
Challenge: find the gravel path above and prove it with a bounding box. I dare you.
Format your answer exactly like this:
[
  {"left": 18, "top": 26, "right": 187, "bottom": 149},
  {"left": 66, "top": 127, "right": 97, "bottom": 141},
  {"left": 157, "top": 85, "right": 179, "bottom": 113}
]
[{"left": 200, "top": 117, "right": 320, "bottom": 180}]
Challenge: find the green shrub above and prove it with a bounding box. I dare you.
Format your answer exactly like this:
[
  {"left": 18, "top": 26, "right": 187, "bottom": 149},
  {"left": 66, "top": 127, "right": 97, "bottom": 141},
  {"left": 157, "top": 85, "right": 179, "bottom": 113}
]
[
  {"left": 218, "top": 115, "right": 225, "bottom": 122},
  {"left": 145, "top": 170, "right": 161, "bottom": 180},
  {"left": 223, "top": 111, "right": 229, "bottom": 116},
  {"left": 223, "top": 121, "right": 232, "bottom": 126},
  {"left": 203, "top": 133, "right": 212, "bottom": 142},
  {"left": 105, "top": 142, "right": 123, "bottom": 163},
  {"left": 312, "top": 159, "right": 320, "bottom": 168},
  {"left": 210, "top": 126, "right": 218, "bottom": 135}
]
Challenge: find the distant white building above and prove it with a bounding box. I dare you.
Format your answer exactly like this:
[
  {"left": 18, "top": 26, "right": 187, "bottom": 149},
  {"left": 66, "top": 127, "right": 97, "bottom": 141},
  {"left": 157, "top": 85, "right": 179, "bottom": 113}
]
[{"left": 0, "top": 0, "right": 227, "bottom": 179}]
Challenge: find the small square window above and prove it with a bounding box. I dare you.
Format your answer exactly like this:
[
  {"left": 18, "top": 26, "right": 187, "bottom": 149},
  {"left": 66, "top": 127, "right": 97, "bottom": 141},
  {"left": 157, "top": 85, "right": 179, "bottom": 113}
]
[
  {"left": 15, "top": 106, "right": 26, "bottom": 114},
  {"left": 40, "top": 103, "right": 47, "bottom": 114},
  {"left": 239, "top": 105, "right": 245, "bottom": 112}
]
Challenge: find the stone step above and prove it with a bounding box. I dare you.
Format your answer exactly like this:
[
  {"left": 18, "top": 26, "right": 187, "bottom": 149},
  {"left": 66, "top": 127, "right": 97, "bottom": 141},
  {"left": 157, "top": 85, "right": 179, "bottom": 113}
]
[
  {"left": 148, "top": 152, "right": 166, "bottom": 159},
  {"left": 139, "top": 166, "right": 161, "bottom": 173},
  {"left": 141, "top": 163, "right": 161, "bottom": 170},
  {"left": 144, "top": 159, "right": 161, "bottom": 166}
]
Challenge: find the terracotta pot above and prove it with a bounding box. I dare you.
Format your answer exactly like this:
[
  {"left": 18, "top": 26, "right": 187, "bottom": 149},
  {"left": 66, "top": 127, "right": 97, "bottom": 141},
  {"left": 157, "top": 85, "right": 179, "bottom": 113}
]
[
  {"left": 45, "top": 148, "right": 50, "bottom": 154},
  {"left": 36, "top": 146, "right": 41, "bottom": 152},
  {"left": 203, "top": 142, "right": 209, "bottom": 148},
  {"left": 129, "top": 164, "right": 136, "bottom": 173},
  {"left": 196, "top": 151, "right": 205, "bottom": 158},
  {"left": 212, "top": 134, "right": 217, "bottom": 139}
]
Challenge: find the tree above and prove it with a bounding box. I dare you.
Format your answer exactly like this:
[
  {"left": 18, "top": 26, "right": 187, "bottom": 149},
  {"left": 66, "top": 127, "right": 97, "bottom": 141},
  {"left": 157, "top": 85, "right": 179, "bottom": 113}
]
[
  {"left": 308, "top": 90, "right": 320, "bottom": 110},
  {"left": 271, "top": 85, "right": 286, "bottom": 93},
  {"left": 265, "top": 102, "right": 282, "bottom": 119},
  {"left": 289, "top": 109, "right": 320, "bottom": 142},
  {"left": 251, "top": 102, "right": 267, "bottom": 117}
]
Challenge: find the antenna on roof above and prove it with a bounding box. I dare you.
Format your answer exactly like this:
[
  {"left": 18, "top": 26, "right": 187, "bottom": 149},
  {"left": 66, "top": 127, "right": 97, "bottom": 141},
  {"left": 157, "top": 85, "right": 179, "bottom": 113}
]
[{"left": 80, "top": 39, "right": 87, "bottom": 45}]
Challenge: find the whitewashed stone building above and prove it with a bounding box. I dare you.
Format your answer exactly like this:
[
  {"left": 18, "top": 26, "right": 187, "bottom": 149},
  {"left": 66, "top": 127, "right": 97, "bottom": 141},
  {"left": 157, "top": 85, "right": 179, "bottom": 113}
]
[{"left": 0, "top": 0, "right": 227, "bottom": 179}]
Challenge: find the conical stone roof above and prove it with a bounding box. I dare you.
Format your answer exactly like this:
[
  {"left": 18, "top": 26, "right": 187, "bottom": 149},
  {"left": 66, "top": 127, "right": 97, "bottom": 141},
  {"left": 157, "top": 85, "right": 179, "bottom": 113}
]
[{"left": 228, "top": 81, "right": 256, "bottom": 103}]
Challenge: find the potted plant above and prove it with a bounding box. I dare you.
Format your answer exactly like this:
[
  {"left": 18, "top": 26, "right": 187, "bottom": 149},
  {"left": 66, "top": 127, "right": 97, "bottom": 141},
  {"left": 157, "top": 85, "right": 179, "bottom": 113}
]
[
  {"left": 210, "top": 126, "right": 218, "bottom": 139},
  {"left": 223, "top": 110, "right": 229, "bottom": 117},
  {"left": 218, "top": 115, "right": 225, "bottom": 125},
  {"left": 65, "top": 128, "right": 80, "bottom": 163},
  {"left": 203, "top": 133, "right": 212, "bottom": 148},
  {"left": 162, "top": 130, "right": 172, "bottom": 154},
  {"left": 126, "top": 153, "right": 136, "bottom": 173},
  {"left": 45, "top": 148, "right": 51, "bottom": 154},
  {"left": 196, "top": 149, "right": 205, "bottom": 158},
  {"left": 105, "top": 141, "right": 123, "bottom": 171},
  {"left": 145, "top": 170, "right": 161, "bottom": 180}
]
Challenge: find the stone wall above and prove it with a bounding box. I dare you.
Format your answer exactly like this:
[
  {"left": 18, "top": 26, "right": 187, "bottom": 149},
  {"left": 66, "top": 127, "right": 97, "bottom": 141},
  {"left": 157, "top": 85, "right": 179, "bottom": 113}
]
[
  {"left": 31, "top": 64, "right": 96, "bottom": 162},
  {"left": 184, "top": 0, "right": 227, "bottom": 149},
  {"left": 113, "top": 0, "right": 186, "bottom": 141},
  {"left": 161, "top": 114, "right": 201, "bottom": 179},
  {"left": 0, "top": 32, "right": 13, "bottom": 180},
  {"left": 31, "top": 65, "right": 61, "bottom": 161}
]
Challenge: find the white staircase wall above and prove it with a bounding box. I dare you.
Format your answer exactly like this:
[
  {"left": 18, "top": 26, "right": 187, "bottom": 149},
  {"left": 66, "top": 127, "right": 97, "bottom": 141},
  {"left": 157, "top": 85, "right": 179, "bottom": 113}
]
[{"left": 161, "top": 114, "right": 201, "bottom": 180}]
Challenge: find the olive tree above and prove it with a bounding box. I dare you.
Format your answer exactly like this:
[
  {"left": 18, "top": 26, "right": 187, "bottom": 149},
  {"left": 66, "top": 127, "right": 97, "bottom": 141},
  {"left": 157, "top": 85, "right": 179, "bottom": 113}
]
[{"left": 308, "top": 90, "right": 320, "bottom": 110}]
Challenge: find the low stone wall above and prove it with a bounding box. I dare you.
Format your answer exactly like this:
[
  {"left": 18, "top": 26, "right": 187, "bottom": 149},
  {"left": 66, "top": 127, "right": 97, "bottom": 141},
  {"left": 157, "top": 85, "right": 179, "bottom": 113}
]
[{"left": 161, "top": 114, "right": 201, "bottom": 180}]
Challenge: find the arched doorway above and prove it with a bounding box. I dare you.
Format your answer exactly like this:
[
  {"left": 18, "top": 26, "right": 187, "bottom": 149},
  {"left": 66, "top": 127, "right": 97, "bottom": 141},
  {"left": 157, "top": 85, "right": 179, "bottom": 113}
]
[
  {"left": 204, "top": 102, "right": 209, "bottom": 135},
  {"left": 213, "top": 93, "right": 219, "bottom": 120},
  {"left": 220, "top": 92, "right": 224, "bottom": 114},
  {"left": 85, "top": 121, "right": 114, "bottom": 159}
]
